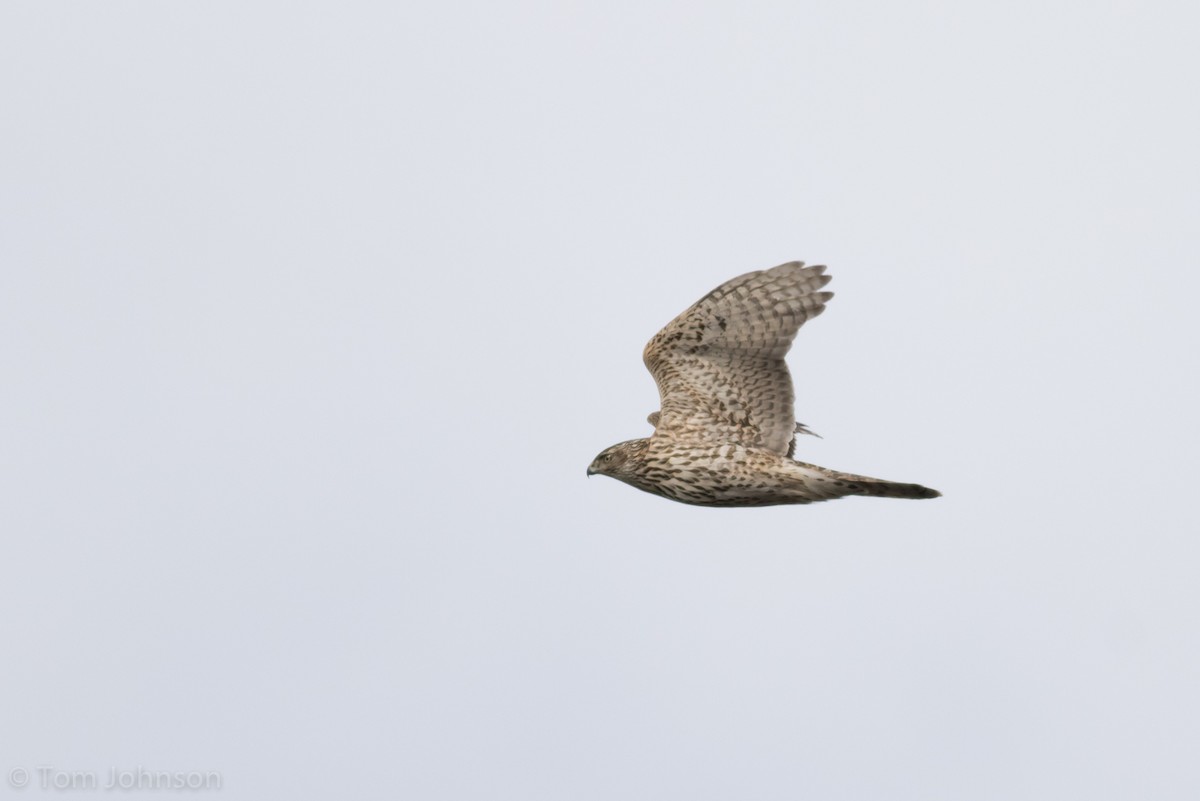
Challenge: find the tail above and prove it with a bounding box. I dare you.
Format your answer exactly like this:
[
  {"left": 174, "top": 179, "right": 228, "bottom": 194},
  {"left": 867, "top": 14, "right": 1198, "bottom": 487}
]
[
  {"left": 801, "top": 463, "right": 941, "bottom": 501},
  {"left": 849, "top": 477, "right": 941, "bottom": 500}
]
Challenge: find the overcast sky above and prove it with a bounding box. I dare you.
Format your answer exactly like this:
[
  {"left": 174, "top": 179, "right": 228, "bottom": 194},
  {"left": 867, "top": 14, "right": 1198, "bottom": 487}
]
[{"left": 2, "top": 2, "right": 1198, "bottom": 799}]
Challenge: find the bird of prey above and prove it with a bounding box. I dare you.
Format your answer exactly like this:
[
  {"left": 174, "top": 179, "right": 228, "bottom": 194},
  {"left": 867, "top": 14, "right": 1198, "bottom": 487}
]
[{"left": 587, "top": 261, "right": 940, "bottom": 506}]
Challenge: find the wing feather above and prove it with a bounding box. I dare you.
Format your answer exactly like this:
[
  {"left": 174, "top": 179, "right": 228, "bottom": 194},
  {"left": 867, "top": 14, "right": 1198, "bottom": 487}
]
[{"left": 642, "top": 262, "right": 832, "bottom": 455}]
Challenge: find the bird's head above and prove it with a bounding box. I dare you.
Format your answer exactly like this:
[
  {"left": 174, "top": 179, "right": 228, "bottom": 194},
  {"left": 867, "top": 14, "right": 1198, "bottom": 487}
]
[{"left": 587, "top": 439, "right": 649, "bottom": 480}]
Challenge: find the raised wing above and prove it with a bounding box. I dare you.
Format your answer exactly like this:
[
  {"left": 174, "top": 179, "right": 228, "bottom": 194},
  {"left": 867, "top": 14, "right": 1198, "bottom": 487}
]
[{"left": 642, "top": 262, "right": 832, "bottom": 455}]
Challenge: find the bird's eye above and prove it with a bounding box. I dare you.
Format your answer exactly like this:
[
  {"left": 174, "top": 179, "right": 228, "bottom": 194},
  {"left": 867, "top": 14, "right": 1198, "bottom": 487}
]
[{"left": 602, "top": 454, "right": 612, "bottom": 461}]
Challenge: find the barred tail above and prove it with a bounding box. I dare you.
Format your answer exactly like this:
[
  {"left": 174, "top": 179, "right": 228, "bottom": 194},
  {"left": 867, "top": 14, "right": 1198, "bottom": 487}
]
[
  {"left": 809, "top": 464, "right": 941, "bottom": 501},
  {"left": 850, "top": 478, "right": 941, "bottom": 500}
]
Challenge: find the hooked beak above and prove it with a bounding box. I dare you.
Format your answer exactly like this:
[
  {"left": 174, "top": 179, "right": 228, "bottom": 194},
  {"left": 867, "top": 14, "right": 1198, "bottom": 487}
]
[{"left": 586, "top": 466, "right": 595, "bottom": 477}]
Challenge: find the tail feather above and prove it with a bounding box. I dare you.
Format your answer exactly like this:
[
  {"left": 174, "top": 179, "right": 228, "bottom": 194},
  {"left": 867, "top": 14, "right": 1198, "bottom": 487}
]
[
  {"left": 818, "top": 466, "right": 941, "bottom": 500},
  {"left": 850, "top": 478, "right": 941, "bottom": 500}
]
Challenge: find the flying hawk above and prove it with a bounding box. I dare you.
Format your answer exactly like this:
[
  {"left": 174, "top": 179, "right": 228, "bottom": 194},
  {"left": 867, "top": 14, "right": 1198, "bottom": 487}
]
[{"left": 587, "top": 261, "right": 940, "bottom": 506}]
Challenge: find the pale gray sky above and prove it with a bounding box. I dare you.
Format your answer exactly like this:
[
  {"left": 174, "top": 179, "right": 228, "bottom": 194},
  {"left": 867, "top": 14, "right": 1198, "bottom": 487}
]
[{"left": 2, "top": 2, "right": 1198, "bottom": 799}]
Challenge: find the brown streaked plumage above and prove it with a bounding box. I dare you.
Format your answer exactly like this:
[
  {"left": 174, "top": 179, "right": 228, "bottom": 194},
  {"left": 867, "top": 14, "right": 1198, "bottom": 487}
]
[{"left": 588, "top": 261, "right": 940, "bottom": 506}]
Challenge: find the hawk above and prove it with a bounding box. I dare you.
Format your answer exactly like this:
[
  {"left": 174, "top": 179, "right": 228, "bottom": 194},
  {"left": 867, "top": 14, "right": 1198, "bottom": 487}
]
[{"left": 587, "top": 261, "right": 940, "bottom": 506}]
